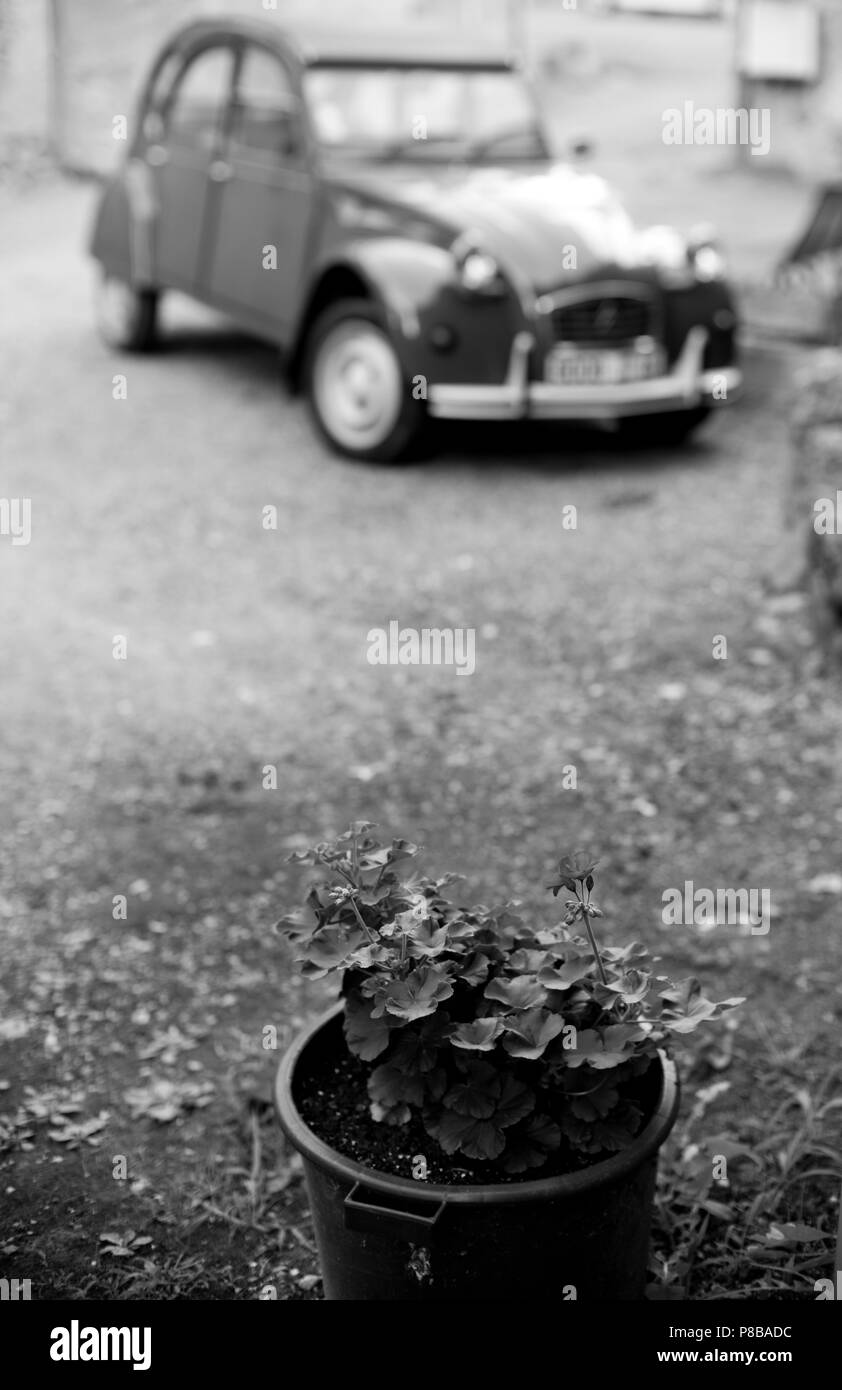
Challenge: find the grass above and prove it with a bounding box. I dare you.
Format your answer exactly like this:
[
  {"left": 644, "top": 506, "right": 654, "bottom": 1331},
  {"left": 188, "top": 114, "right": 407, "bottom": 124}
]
[{"left": 649, "top": 1025, "right": 841, "bottom": 1299}]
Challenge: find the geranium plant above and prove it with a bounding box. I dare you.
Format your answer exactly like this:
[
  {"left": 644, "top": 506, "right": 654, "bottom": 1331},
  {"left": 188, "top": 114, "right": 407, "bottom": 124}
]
[{"left": 277, "top": 824, "right": 742, "bottom": 1176}]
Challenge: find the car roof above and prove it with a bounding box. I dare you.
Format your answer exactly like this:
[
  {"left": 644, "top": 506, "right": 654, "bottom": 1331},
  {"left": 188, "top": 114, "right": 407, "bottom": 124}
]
[
  {"left": 168, "top": 17, "right": 513, "bottom": 70},
  {"left": 293, "top": 28, "right": 514, "bottom": 69}
]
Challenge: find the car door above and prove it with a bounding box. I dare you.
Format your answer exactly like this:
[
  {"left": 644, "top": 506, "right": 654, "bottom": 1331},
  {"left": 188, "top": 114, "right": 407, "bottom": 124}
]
[
  {"left": 206, "top": 43, "right": 316, "bottom": 341},
  {"left": 148, "top": 40, "right": 237, "bottom": 292}
]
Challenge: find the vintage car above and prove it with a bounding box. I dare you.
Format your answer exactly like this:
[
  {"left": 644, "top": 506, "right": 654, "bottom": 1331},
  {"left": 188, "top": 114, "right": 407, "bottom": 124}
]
[{"left": 90, "top": 18, "right": 741, "bottom": 461}]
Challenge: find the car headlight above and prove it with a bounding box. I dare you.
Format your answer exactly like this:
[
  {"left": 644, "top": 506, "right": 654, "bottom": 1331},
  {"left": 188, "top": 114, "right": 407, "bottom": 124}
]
[
  {"left": 691, "top": 243, "right": 727, "bottom": 282},
  {"left": 688, "top": 224, "right": 726, "bottom": 281},
  {"left": 452, "top": 238, "right": 507, "bottom": 296}
]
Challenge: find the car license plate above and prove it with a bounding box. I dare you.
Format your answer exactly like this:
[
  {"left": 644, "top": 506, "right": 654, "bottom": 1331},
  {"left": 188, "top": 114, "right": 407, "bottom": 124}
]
[{"left": 544, "top": 345, "right": 665, "bottom": 386}]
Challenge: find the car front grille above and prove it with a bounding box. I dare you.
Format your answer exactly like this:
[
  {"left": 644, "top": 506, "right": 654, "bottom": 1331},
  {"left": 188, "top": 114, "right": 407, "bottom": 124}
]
[{"left": 549, "top": 294, "right": 654, "bottom": 345}]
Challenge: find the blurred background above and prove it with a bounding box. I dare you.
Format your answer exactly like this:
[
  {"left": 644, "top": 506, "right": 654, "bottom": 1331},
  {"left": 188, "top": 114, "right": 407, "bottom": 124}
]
[{"left": 6, "top": 0, "right": 842, "bottom": 328}]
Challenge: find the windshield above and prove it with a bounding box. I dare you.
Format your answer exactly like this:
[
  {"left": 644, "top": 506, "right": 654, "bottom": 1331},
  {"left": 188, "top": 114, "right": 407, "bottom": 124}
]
[{"left": 304, "top": 65, "right": 548, "bottom": 161}]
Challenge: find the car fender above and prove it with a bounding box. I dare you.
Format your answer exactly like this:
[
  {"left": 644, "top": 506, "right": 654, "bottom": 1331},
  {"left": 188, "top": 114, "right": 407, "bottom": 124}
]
[
  {"left": 296, "top": 236, "right": 452, "bottom": 344},
  {"left": 90, "top": 161, "right": 157, "bottom": 287},
  {"left": 292, "top": 236, "right": 521, "bottom": 386}
]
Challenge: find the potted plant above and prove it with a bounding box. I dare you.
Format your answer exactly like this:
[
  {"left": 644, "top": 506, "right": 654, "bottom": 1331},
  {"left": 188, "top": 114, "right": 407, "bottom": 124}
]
[{"left": 274, "top": 824, "right": 742, "bottom": 1301}]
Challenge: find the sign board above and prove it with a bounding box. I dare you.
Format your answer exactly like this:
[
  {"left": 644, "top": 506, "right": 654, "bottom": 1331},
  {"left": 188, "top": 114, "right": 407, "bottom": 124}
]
[{"left": 738, "top": 0, "right": 820, "bottom": 83}]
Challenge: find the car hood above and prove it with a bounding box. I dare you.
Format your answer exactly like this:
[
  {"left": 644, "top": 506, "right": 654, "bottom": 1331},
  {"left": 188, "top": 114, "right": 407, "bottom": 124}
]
[{"left": 323, "top": 159, "right": 673, "bottom": 290}]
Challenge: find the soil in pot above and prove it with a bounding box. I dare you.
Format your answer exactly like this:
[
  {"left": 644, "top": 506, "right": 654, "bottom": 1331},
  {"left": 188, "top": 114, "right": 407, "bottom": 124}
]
[{"left": 295, "top": 1044, "right": 663, "bottom": 1186}]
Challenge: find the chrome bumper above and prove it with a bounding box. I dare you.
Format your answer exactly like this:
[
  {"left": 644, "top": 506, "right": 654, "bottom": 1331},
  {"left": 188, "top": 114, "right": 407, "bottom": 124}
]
[{"left": 427, "top": 327, "right": 742, "bottom": 421}]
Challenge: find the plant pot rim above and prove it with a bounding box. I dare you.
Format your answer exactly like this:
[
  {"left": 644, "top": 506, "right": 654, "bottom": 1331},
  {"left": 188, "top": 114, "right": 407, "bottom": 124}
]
[{"left": 276, "top": 1002, "right": 680, "bottom": 1204}]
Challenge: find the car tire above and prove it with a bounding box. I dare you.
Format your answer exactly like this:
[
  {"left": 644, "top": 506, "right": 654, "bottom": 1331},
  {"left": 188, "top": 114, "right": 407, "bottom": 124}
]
[
  {"left": 95, "top": 273, "right": 158, "bottom": 352},
  {"left": 303, "top": 300, "right": 424, "bottom": 462},
  {"left": 617, "top": 406, "right": 710, "bottom": 448}
]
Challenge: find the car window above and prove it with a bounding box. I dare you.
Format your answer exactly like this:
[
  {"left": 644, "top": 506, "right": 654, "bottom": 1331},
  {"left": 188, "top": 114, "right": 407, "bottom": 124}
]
[
  {"left": 142, "top": 50, "right": 183, "bottom": 141},
  {"left": 229, "top": 45, "right": 300, "bottom": 165},
  {"left": 165, "top": 45, "right": 235, "bottom": 151},
  {"left": 304, "top": 65, "right": 546, "bottom": 160}
]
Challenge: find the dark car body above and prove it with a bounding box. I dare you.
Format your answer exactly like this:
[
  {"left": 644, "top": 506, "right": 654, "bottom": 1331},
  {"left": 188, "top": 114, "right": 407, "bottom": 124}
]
[{"left": 90, "top": 17, "right": 741, "bottom": 459}]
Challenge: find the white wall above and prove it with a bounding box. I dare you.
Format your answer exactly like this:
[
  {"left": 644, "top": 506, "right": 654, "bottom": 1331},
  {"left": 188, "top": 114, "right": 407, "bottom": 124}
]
[
  {"left": 0, "top": 0, "right": 52, "bottom": 163},
  {"left": 738, "top": 0, "right": 842, "bottom": 178}
]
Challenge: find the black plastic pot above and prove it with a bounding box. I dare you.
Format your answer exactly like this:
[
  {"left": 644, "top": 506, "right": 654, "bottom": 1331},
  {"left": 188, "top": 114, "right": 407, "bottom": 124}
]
[{"left": 276, "top": 1004, "right": 680, "bottom": 1301}]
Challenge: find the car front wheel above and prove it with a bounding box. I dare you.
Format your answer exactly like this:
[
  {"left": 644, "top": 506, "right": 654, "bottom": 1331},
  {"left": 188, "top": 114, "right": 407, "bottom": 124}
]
[
  {"left": 304, "top": 300, "right": 424, "bottom": 462},
  {"left": 95, "top": 273, "right": 158, "bottom": 351}
]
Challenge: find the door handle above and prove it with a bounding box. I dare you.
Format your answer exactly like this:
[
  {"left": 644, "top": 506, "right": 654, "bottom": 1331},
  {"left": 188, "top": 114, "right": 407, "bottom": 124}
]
[{"left": 209, "top": 159, "right": 232, "bottom": 183}]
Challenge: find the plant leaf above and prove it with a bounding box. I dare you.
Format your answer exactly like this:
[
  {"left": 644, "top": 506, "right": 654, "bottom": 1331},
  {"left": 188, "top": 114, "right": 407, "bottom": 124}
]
[
  {"left": 457, "top": 1119, "right": 506, "bottom": 1161},
  {"left": 563, "top": 1024, "right": 647, "bottom": 1069},
  {"left": 493, "top": 1074, "right": 535, "bottom": 1129},
  {"left": 453, "top": 950, "right": 492, "bottom": 986},
  {"left": 501, "top": 1114, "right": 561, "bottom": 1173},
  {"left": 298, "top": 925, "right": 366, "bottom": 979},
  {"left": 450, "top": 1018, "right": 504, "bottom": 1052},
  {"left": 538, "top": 952, "right": 594, "bottom": 991},
  {"left": 368, "top": 1064, "right": 423, "bottom": 1108},
  {"left": 659, "top": 978, "right": 744, "bottom": 1033},
  {"left": 343, "top": 996, "right": 391, "bottom": 1062},
  {"left": 391, "top": 1015, "right": 451, "bottom": 1073},
  {"left": 484, "top": 975, "right": 547, "bottom": 1010},
  {"left": 443, "top": 1063, "right": 500, "bottom": 1119},
  {"left": 501, "top": 1007, "right": 564, "bottom": 1060},
  {"left": 763, "top": 1221, "right": 826, "bottom": 1246},
  {"left": 380, "top": 966, "right": 454, "bottom": 1022}
]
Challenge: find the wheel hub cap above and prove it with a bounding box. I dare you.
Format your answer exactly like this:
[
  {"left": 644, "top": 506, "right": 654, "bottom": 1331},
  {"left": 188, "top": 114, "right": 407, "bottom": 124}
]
[{"left": 314, "top": 320, "right": 403, "bottom": 451}]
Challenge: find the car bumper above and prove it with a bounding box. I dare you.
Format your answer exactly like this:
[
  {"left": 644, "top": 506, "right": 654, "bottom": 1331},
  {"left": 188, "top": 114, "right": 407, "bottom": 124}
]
[{"left": 427, "top": 326, "right": 741, "bottom": 422}]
